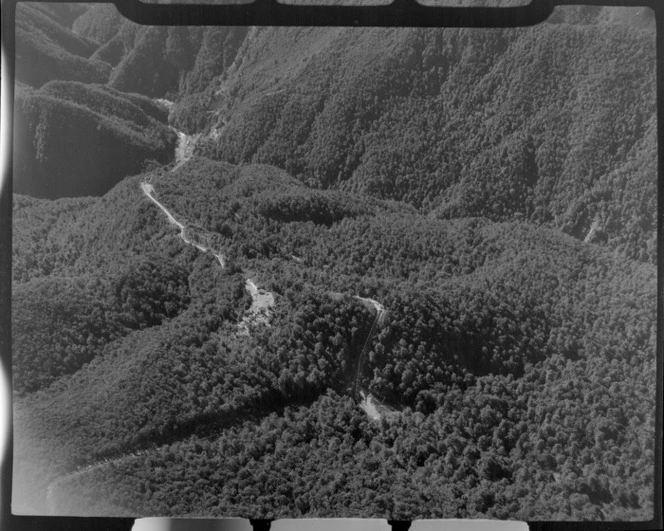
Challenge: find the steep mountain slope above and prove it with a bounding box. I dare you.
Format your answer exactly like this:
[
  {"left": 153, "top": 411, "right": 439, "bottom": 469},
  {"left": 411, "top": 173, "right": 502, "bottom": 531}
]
[
  {"left": 71, "top": 4, "right": 126, "bottom": 45},
  {"left": 12, "top": 158, "right": 656, "bottom": 520},
  {"left": 14, "top": 4, "right": 656, "bottom": 264},
  {"left": 69, "top": 4, "right": 249, "bottom": 101},
  {"left": 13, "top": 81, "right": 177, "bottom": 198},
  {"left": 13, "top": 4, "right": 250, "bottom": 198},
  {"left": 174, "top": 15, "right": 656, "bottom": 262}
]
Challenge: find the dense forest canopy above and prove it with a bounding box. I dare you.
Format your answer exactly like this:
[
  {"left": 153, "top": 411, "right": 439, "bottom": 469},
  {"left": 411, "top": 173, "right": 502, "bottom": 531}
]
[
  {"left": 10, "top": 1, "right": 659, "bottom": 523},
  {"left": 12, "top": 157, "right": 657, "bottom": 520}
]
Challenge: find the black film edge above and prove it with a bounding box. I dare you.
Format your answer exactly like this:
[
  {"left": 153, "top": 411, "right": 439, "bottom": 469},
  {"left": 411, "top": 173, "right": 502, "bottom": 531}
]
[{"left": 112, "top": 0, "right": 556, "bottom": 27}]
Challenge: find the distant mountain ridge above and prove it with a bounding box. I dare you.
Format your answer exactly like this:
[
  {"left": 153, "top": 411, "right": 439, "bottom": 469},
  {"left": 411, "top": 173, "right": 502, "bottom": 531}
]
[
  {"left": 15, "top": 3, "right": 110, "bottom": 88},
  {"left": 185, "top": 20, "right": 655, "bottom": 262}
]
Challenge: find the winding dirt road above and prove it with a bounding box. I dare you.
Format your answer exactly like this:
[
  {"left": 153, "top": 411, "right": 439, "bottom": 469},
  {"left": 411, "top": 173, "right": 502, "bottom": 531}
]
[
  {"left": 141, "top": 182, "right": 226, "bottom": 268},
  {"left": 352, "top": 296, "right": 386, "bottom": 403}
]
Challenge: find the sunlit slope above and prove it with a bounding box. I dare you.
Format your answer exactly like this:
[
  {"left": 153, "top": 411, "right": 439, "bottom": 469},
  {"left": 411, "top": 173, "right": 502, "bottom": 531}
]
[{"left": 177, "top": 21, "right": 655, "bottom": 262}]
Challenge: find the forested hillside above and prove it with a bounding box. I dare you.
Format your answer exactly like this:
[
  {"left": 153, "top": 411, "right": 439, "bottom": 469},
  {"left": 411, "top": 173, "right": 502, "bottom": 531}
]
[
  {"left": 15, "top": 3, "right": 110, "bottom": 88},
  {"left": 13, "top": 81, "right": 177, "bottom": 198},
  {"left": 12, "top": 157, "right": 656, "bottom": 520},
  {"left": 185, "top": 18, "right": 655, "bottom": 262},
  {"left": 10, "top": 2, "right": 658, "bottom": 523}
]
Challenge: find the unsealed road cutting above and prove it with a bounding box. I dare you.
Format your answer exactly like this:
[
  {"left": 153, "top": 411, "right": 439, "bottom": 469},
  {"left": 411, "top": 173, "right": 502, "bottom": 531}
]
[{"left": 141, "top": 182, "right": 226, "bottom": 267}]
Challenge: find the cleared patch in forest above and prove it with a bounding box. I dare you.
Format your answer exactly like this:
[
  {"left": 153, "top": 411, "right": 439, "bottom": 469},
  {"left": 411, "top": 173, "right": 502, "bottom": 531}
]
[{"left": 237, "top": 279, "right": 275, "bottom": 335}]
